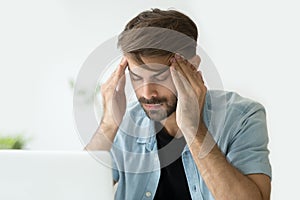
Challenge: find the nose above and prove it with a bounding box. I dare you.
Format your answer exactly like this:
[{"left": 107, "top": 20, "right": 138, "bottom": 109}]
[{"left": 140, "top": 83, "right": 158, "bottom": 100}]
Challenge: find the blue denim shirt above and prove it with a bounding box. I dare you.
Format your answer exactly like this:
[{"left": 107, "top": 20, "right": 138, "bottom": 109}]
[{"left": 110, "top": 90, "right": 272, "bottom": 200}]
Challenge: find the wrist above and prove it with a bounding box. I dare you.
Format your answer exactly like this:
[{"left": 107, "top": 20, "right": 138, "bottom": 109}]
[
  {"left": 189, "top": 122, "right": 218, "bottom": 159},
  {"left": 85, "top": 123, "right": 118, "bottom": 151},
  {"left": 98, "top": 123, "right": 118, "bottom": 138},
  {"left": 100, "top": 116, "right": 119, "bottom": 132},
  {"left": 183, "top": 120, "right": 206, "bottom": 144}
]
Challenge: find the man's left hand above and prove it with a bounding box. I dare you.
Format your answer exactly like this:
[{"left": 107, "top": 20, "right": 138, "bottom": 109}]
[{"left": 170, "top": 53, "right": 207, "bottom": 143}]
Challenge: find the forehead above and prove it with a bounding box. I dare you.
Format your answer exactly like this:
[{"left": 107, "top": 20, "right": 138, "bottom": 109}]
[{"left": 127, "top": 55, "right": 171, "bottom": 72}]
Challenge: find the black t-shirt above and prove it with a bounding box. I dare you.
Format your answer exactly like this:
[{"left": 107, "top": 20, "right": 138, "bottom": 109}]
[{"left": 154, "top": 123, "right": 192, "bottom": 200}]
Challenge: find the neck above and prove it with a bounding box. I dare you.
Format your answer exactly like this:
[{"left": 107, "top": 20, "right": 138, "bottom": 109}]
[{"left": 159, "top": 112, "right": 183, "bottom": 138}]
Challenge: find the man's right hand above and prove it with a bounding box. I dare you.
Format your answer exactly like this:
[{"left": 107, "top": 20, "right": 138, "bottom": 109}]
[
  {"left": 85, "top": 57, "right": 128, "bottom": 150},
  {"left": 101, "top": 57, "right": 128, "bottom": 131}
]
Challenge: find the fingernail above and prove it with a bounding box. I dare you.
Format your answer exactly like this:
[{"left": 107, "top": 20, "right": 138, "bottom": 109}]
[
  {"left": 175, "top": 53, "right": 181, "bottom": 59},
  {"left": 170, "top": 57, "right": 176, "bottom": 63}
]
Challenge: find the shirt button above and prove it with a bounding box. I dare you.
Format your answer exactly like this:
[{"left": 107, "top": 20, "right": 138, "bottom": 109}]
[
  {"left": 193, "top": 185, "right": 197, "bottom": 192},
  {"left": 145, "top": 191, "right": 152, "bottom": 197}
]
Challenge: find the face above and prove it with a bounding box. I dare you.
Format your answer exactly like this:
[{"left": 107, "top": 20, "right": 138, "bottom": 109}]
[{"left": 127, "top": 55, "right": 177, "bottom": 121}]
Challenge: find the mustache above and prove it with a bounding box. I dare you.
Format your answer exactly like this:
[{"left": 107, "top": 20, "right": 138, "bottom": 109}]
[{"left": 138, "top": 97, "right": 167, "bottom": 104}]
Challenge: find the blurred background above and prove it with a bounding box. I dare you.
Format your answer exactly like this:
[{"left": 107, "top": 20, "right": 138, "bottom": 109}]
[{"left": 0, "top": 0, "right": 299, "bottom": 199}]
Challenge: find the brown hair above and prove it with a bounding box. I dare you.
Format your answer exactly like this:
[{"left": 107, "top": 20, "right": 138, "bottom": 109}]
[{"left": 117, "top": 8, "right": 198, "bottom": 64}]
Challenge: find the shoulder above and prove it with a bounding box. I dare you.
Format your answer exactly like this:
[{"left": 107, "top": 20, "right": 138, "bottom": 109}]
[
  {"left": 206, "top": 91, "right": 272, "bottom": 178},
  {"left": 204, "top": 90, "right": 267, "bottom": 145},
  {"left": 205, "top": 90, "right": 266, "bottom": 118}
]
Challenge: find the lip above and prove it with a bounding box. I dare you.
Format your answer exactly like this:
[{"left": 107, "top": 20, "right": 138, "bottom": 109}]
[{"left": 143, "top": 104, "right": 162, "bottom": 110}]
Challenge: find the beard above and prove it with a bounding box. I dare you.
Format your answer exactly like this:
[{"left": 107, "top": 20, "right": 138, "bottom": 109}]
[{"left": 138, "top": 95, "right": 177, "bottom": 121}]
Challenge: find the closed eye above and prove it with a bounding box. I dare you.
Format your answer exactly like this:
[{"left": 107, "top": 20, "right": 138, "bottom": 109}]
[
  {"left": 152, "top": 68, "right": 170, "bottom": 81},
  {"left": 129, "top": 67, "right": 170, "bottom": 82},
  {"left": 153, "top": 73, "right": 169, "bottom": 81},
  {"left": 129, "top": 71, "right": 143, "bottom": 81}
]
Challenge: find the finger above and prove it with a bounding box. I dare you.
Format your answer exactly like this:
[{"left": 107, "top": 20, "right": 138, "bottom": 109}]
[
  {"left": 102, "top": 57, "right": 127, "bottom": 92},
  {"left": 174, "top": 54, "right": 200, "bottom": 88},
  {"left": 115, "top": 57, "right": 128, "bottom": 91},
  {"left": 171, "top": 66, "right": 199, "bottom": 115},
  {"left": 188, "top": 55, "right": 201, "bottom": 69},
  {"left": 107, "top": 57, "right": 127, "bottom": 90},
  {"left": 175, "top": 53, "right": 197, "bottom": 72},
  {"left": 170, "top": 66, "right": 187, "bottom": 96},
  {"left": 174, "top": 54, "right": 207, "bottom": 101},
  {"left": 195, "top": 70, "right": 205, "bottom": 84},
  {"left": 116, "top": 72, "right": 126, "bottom": 92},
  {"left": 170, "top": 56, "right": 186, "bottom": 79},
  {"left": 108, "top": 57, "right": 127, "bottom": 82},
  {"left": 116, "top": 57, "right": 128, "bottom": 78},
  {"left": 174, "top": 67, "right": 195, "bottom": 92}
]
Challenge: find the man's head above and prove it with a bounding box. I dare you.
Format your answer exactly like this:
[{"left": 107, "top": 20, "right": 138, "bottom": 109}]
[
  {"left": 117, "top": 8, "right": 199, "bottom": 121},
  {"left": 118, "top": 8, "right": 198, "bottom": 64}
]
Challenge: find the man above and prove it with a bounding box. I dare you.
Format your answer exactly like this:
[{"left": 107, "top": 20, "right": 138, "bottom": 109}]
[{"left": 86, "top": 8, "right": 272, "bottom": 200}]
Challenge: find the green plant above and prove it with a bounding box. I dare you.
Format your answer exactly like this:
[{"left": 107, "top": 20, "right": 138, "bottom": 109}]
[{"left": 0, "top": 135, "right": 28, "bottom": 149}]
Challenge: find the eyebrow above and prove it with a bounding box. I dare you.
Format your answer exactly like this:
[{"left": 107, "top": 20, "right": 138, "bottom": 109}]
[{"left": 129, "top": 67, "right": 169, "bottom": 78}]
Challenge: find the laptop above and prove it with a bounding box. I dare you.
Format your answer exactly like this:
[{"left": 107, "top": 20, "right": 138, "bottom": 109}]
[{"left": 0, "top": 150, "right": 114, "bottom": 200}]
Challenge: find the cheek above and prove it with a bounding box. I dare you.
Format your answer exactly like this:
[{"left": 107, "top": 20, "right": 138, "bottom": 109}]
[
  {"left": 130, "top": 81, "right": 139, "bottom": 90},
  {"left": 130, "top": 77, "right": 144, "bottom": 91},
  {"left": 134, "top": 88, "right": 142, "bottom": 98}
]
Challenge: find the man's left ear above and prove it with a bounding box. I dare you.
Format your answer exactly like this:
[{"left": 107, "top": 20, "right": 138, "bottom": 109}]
[{"left": 188, "top": 55, "right": 201, "bottom": 69}]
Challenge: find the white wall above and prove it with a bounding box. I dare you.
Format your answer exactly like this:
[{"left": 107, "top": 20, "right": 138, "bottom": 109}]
[{"left": 0, "top": 0, "right": 299, "bottom": 199}]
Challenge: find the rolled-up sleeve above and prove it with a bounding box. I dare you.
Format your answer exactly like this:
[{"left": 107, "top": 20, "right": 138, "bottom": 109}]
[{"left": 226, "top": 104, "right": 272, "bottom": 179}]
